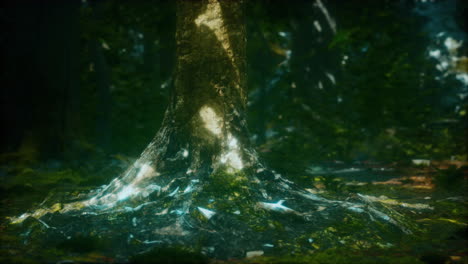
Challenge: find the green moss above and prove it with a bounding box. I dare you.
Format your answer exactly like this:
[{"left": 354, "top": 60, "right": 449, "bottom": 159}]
[
  {"left": 129, "top": 246, "right": 208, "bottom": 264},
  {"left": 56, "top": 235, "right": 108, "bottom": 254},
  {"left": 194, "top": 167, "right": 257, "bottom": 213},
  {"left": 239, "top": 249, "right": 425, "bottom": 264},
  {"left": 2, "top": 167, "right": 87, "bottom": 200},
  {"left": 0, "top": 255, "right": 41, "bottom": 264},
  {"left": 208, "top": 167, "right": 250, "bottom": 191}
]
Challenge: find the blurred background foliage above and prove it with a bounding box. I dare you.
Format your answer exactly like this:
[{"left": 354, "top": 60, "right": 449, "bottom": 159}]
[{"left": 1, "top": 0, "right": 467, "bottom": 176}]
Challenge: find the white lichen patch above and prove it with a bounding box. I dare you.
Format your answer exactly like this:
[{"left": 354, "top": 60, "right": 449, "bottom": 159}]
[{"left": 199, "top": 106, "right": 223, "bottom": 136}]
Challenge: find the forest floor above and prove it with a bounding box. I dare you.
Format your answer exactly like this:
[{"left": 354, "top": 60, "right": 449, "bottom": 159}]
[{"left": 0, "top": 153, "right": 466, "bottom": 264}]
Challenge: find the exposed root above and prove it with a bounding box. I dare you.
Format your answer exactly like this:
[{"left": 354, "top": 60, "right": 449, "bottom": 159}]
[{"left": 9, "top": 147, "right": 423, "bottom": 259}]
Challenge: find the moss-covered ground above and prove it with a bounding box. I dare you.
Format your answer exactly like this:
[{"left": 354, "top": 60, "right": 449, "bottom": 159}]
[{"left": 0, "top": 154, "right": 466, "bottom": 264}]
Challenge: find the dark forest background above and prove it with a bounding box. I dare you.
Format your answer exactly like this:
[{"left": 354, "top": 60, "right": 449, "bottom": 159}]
[{"left": 1, "top": 0, "right": 467, "bottom": 179}]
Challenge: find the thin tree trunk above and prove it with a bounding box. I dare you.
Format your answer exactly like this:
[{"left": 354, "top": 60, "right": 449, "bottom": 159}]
[
  {"left": 27, "top": 0, "right": 81, "bottom": 159},
  {"left": 91, "top": 39, "right": 112, "bottom": 152},
  {"left": 90, "top": 0, "right": 113, "bottom": 152}
]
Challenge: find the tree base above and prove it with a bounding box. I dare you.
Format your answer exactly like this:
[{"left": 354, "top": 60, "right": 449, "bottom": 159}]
[{"left": 9, "top": 156, "right": 419, "bottom": 260}]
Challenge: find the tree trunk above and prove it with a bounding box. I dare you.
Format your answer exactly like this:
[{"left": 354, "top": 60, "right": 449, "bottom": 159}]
[
  {"left": 30, "top": 0, "right": 81, "bottom": 159},
  {"left": 82, "top": 0, "right": 259, "bottom": 209},
  {"left": 91, "top": 39, "right": 112, "bottom": 152},
  {"left": 91, "top": 1, "right": 113, "bottom": 152},
  {"left": 144, "top": 0, "right": 250, "bottom": 172}
]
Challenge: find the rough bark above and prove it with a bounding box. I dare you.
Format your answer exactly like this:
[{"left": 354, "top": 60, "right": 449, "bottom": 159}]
[
  {"left": 138, "top": 0, "right": 252, "bottom": 175},
  {"left": 77, "top": 0, "right": 258, "bottom": 210},
  {"left": 142, "top": 1, "right": 248, "bottom": 170}
]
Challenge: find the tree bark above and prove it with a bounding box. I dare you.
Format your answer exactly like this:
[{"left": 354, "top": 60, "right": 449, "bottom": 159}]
[
  {"left": 91, "top": 0, "right": 113, "bottom": 152},
  {"left": 140, "top": 0, "right": 251, "bottom": 174},
  {"left": 82, "top": 0, "right": 257, "bottom": 209}
]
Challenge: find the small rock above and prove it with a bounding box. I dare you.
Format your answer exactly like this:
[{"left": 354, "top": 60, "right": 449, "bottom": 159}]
[
  {"left": 246, "top": 250, "right": 264, "bottom": 258},
  {"left": 412, "top": 159, "right": 430, "bottom": 166}
]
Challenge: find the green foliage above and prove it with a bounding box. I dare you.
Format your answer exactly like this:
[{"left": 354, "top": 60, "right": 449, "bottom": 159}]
[
  {"left": 248, "top": 0, "right": 465, "bottom": 166},
  {"left": 77, "top": 0, "right": 174, "bottom": 156}
]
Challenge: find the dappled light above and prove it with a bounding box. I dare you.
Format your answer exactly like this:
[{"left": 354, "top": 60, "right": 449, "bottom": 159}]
[
  {"left": 194, "top": 0, "right": 241, "bottom": 87},
  {"left": 220, "top": 134, "right": 244, "bottom": 171},
  {"left": 1, "top": 0, "right": 467, "bottom": 263},
  {"left": 199, "top": 105, "right": 223, "bottom": 136}
]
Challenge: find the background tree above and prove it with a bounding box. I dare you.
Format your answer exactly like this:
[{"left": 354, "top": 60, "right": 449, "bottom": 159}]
[{"left": 1, "top": 0, "right": 82, "bottom": 161}]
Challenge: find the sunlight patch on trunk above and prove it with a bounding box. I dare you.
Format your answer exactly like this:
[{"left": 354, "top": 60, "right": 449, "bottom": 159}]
[
  {"left": 199, "top": 106, "right": 244, "bottom": 171},
  {"left": 220, "top": 134, "right": 243, "bottom": 171},
  {"left": 194, "top": 0, "right": 241, "bottom": 89},
  {"left": 199, "top": 106, "right": 223, "bottom": 136}
]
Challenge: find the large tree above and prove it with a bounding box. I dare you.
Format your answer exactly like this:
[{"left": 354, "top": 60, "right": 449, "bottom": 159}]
[
  {"left": 12, "top": 0, "right": 415, "bottom": 259},
  {"left": 75, "top": 0, "right": 259, "bottom": 210}
]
